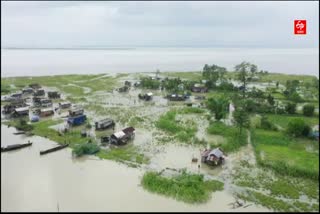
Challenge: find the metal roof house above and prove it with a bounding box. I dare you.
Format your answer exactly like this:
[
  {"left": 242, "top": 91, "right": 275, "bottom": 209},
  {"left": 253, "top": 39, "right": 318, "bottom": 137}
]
[
  {"left": 138, "top": 92, "right": 153, "bottom": 101},
  {"left": 166, "top": 94, "right": 188, "bottom": 101},
  {"left": 40, "top": 99, "right": 53, "bottom": 107},
  {"left": 59, "top": 101, "right": 72, "bottom": 109},
  {"left": 95, "top": 118, "right": 115, "bottom": 130},
  {"left": 13, "top": 107, "right": 29, "bottom": 117},
  {"left": 34, "top": 89, "right": 45, "bottom": 96},
  {"left": 109, "top": 127, "right": 135, "bottom": 145},
  {"left": 201, "top": 148, "right": 225, "bottom": 166},
  {"left": 67, "top": 114, "right": 87, "bottom": 126},
  {"left": 29, "top": 83, "right": 41, "bottom": 89},
  {"left": 69, "top": 107, "right": 84, "bottom": 117},
  {"left": 191, "top": 84, "right": 208, "bottom": 93},
  {"left": 22, "top": 88, "right": 34, "bottom": 94}
]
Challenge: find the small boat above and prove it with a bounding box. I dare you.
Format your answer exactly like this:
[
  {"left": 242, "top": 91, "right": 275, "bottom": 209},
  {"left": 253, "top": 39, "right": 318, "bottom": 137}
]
[
  {"left": 40, "top": 144, "right": 69, "bottom": 155},
  {"left": 13, "top": 131, "right": 26, "bottom": 135},
  {"left": 1, "top": 142, "right": 32, "bottom": 152}
]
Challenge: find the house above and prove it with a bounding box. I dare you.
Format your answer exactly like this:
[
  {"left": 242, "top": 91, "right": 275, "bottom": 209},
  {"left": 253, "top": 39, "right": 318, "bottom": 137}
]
[
  {"left": 48, "top": 91, "right": 61, "bottom": 99},
  {"left": 134, "top": 81, "right": 141, "bottom": 87},
  {"left": 95, "top": 118, "right": 115, "bottom": 130},
  {"left": 67, "top": 114, "right": 87, "bottom": 126},
  {"left": 201, "top": 148, "right": 225, "bottom": 166},
  {"left": 124, "top": 81, "right": 132, "bottom": 87},
  {"left": 69, "top": 107, "right": 84, "bottom": 117},
  {"left": 191, "top": 84, "right": 208, "bottom": 93},
  {"left": 11, "top": 92, "right": 23, "bottom": 99},
  {"left": 138, "top": 92, "right": 153, "bottom": 101},
  {"left": 34, "top": 89, "right": 45, "bottom": 96},
  {"left": 40, "top": 108, "right": 54, "bottom": 117},
  {"left": 59, "top": 101, "right": 71, "bottom": 109},
  {"left": 29, "top": 83, "right": 41, "bottom": 89},
  {"left": 166, "top": 94, "right": 187, "bottom": 101},
  {"left": 40, "top": 99, "right": 53, "bottom": 107},
  {"left": 22, "top": 88, "right": 34, "bottom": 94},
  {"left": 3, "top": 99, "right": 26, "bottom": 114},
  {"left": 118, "top": 85, "right": 129, "bottom": 92},
  {"left": 109, "top": 127, "right": 135, "bottom": 145},
  {"left": 13, "top": 107, "right": 29, "bottom": 117}
]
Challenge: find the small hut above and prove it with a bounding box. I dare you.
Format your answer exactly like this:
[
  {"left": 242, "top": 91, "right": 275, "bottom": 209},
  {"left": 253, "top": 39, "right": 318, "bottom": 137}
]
[
  {"left": 201, "top": 148, "right": 225, "bottom": 166},
  {"left": 48, "top": 91, "right": 61, "bottom": 99},
  {"left": 13, "top": 107, "right": 29, "bottom": 117},
  {"left": 40, "top": 99, "right": 53, "bottom": 107},
  {"left": 191, "top": 84, "right": 208, "bottom": 93},
  {"left": 34, "top": 89, "right": 45, "bottom": 96},
  {"left": 29, "top": 83, "right": 41, "bottom": 89},
  {"left": 59, "top": 101, "right": 72, "bottom": 109},
  {"left": 95, "top": 118, "right": 115, "bottom": 130},
  {"left": 69, "top": 107, "right": 84, "bottom": 117},
  {"left": 109, "top": 127, "right": 135, "bottom": 145},
  {"left": 40, "top": 108, "right": 54, "bottom": 117}
]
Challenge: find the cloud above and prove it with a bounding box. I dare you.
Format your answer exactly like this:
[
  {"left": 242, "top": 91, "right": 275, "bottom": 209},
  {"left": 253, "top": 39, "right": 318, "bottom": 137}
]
[{"left": 1, "top": 1, "right": 319, "bottom": 47}]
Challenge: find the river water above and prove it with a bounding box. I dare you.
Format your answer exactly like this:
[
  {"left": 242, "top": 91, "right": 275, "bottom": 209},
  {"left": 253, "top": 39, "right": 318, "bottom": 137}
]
[
  {"left": 1, "top": 125, "right": 270, "bottom": 212},
  {"left": 1, "top": 48, "right": 318, "bottom": 77}
]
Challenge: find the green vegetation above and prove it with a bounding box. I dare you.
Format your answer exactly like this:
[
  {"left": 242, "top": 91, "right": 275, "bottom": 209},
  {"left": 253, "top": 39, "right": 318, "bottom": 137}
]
[
  {"left": 252, "top": 129, "right": 319, "bottom": 180},
  {"left": 285, "top": 102, "right": 297, "bottom": 114},
  {"left": 156, "top": 110, "right": 198, "bottom": 143},
  {"left": 72, "top": 143, "right": 100, "bottom": 156},
  {"left": 267, "top": 114, "right": 318, "bottom": 130},
  {"left": 140, "top": 77, "right": 161, "bottom": 89},
  {"left": 207, "top": 122, "right": 247, "bottom": 152},
  {"left": 141, "top": 170, "right": 224, "bottom": 204},
  {"left": 163, "top": 71, "right": 202, "bottom": 81},
  {"left": 96, "top": 144, "right": 149, "bottom": 166},
  {"left": 286, "top": 118, "right": 311, "bottom": 137},
  {"left": 303, "top": 104, "right": 315, "bottom": 116},
  {"left": 7, "top": 119, "right": 34, "bottom": 132},
  {"left": 206, "top": 97, "right": 229, "bottom": 121}
]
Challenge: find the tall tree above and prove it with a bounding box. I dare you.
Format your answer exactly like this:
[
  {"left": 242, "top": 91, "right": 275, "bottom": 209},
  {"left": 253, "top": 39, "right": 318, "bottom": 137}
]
[
  {"left": 202, "top": 64, "right": 227, "bottom": 89},
  {"left": 235, "top": 61, "right": 258, "bottom": 98},
  {"left": 233, "top": 105, "right": 250, "bottom": 135},
  {"left": 206, "top": 97, "right": 229, "bottom": 121}
]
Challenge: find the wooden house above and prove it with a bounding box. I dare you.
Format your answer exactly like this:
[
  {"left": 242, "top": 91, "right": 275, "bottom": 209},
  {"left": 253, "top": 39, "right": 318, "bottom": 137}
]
[
  {"left": 22, "top": 88, "right": 34, "bottom": 94},
  {"left": 40, "top": 99, "right": 53, "bottom": 107},
  {"left": 109, "top": 127, "right": 135, "bottom": 145},
  {"left": 201, "top": 148, "right": 225, "bottom": 166},
  {"left": 48, "top": 91, "right": 61, "bottom": 99},
  {"left": 34, "top": 89, "right": 45, "bottom": 96},
  {"left": 40, "top": 108, "right": 54, "bottom": 117}
]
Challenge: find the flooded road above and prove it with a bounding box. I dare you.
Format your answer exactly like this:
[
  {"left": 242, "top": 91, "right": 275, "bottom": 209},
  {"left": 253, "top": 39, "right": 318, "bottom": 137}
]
[{"left": 1, "top": 125, "right": 270, "bottom": 212}]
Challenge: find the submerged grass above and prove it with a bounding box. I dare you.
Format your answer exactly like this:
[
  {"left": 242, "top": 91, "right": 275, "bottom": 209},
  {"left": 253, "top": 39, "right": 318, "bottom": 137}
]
[
  {"left": 267, "top": 114, "right": 319, "bottom": 129},
  {"left": 96, "top": 144, "right": 149, "bottom": 165},
  {"left": 155, "top": 109, "right": 198, "bottom": 143},
  {"left": 141, "top": 170, "right": 224, "bottom": 204},
  {"left": 207, "top": 122, "right": 247, "bottom": 153}
]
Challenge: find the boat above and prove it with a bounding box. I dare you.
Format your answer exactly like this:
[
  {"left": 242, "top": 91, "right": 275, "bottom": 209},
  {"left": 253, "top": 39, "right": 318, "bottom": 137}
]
[
  {"left": 40, "top": 144, "right": 69, "bottom": 155},
  {"left": 1, "top": 142, "right": 32, "bottom": 152}
]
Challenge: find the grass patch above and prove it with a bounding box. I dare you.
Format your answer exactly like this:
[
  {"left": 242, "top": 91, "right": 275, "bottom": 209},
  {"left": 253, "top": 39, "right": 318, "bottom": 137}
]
[
  {"left": 155, "top": 110, "right": 197, "bottom": 143},
  {"left": 162, "top": 71, "right": 202, "bottom": 81},
  {"left": 141, "top": 170, "right": 223, "bottom": 204},
  {"left": 207, "top": 122, "right": 247, "bottom": 152},
  {"left": 267, "top": 114, "right": 319, "bottom": 130},
  {"left": 96, "top": 144, "right": 149, "bottom": 165},
  {"left": 252, "top": 129, "right": 319, "bottom": 180}
]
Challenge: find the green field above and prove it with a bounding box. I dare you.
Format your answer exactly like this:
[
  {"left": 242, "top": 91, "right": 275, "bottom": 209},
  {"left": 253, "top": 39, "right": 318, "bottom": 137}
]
[
  {"left": 267, "top": 114, "right": 319, "bottom": 129},
  {"left": 252, "top": 129, "right": 319, "bottom": 180}
]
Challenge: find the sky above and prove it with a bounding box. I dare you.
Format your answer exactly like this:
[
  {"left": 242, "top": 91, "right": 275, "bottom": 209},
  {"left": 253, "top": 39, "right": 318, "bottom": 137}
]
[{"left": 1, "top": 1, "right": 319, "bottom": 48}]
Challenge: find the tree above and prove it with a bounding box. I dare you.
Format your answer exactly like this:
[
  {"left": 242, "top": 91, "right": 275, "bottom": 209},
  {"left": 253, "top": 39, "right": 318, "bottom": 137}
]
[
  {"left": 233, "top": 105, "right": 250, "bottom": 134},
  {"left": 206, "top": 97, "right": 229, "bottom": 121},
  {"left": 267, "top": 94, "right": 275, "bottom": 106},
  {"left": 202, "top": 64, "right": 227, "bottom": 89},
  {"left": 287, "top": 119, "right": 311, "bottom": 137},
  {"left": 285, "top": 102, "right": 296, "bottom": 114},
  {"left": 235, "top": 61, "right": 258, "bottom": 98},
  {"left": 303, "top": 104, "right": 315, "bottom": 117},
  {"left": 276, "top": 81, "right": 279, "bottom": 88}
]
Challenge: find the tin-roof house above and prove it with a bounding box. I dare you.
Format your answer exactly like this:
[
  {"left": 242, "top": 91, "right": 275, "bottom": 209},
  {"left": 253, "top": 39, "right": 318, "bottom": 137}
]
[
  {"left": 13, "top": 107, "right": 29, "bottom": 117},
  {"left": 138, "top": 92, "right": 153, "bottom": 101},
  {"left": 166, "top": 94, "right": 187, "bottom": 101},
  {"left": 201, "top": 148, "right": 225, "bottom": 166},
  {"left": 109, "top": 127, "right": 135, "bottom": 145},
  {"left": 22, "top": 88, "right": 34, "bottom": 94},
  {"left": 59, "top": 101, "right": 71, "bottom": 109},
  {"left": 34, "top": 89, "right": 45, "bottom": 96},
  {"left": 191, "top": 84, "right": 208, "bottom": 93},
  {"left": 29, "top": 83, "right": 41, "bottom": 89},
  {"left": 40, "top": 99, "right": 53, "bottom": 107},
  {"left": 69, "top": 107, "right": 84, "bottom": 117},
  {"left": 95, "top": 118, "right": 115, "bottom": 130},
  {"left": 48, "top": 91, "right": 61, "bottom": 99}
]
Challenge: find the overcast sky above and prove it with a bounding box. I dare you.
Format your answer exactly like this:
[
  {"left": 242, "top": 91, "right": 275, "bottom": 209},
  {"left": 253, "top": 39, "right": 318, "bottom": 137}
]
[{"left": 1, "top": 1, "right": 319, "bottom": 48}]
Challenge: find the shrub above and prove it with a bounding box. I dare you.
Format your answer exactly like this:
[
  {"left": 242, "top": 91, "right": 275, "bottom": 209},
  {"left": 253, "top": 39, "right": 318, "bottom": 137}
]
[
  {"left": 303, "top": 104, "right": 315, "bottom": 117},
  {"left": 285, "top": 102, "right": 296, "bottom": 114},
  {"left": 16, "top": 119, "right": 34, "bottom": 131},
  {"left": 260, "top": 115, "right": 277, "bottom": 131},
  {"left": 287, "top": 119, "right": 311, "bottom": 137},
  {"left": 140, "top": 77, "right": 161, "bottom": 89},
  {"left": 72, "top": 143, "right": 100, "bottom": 157}
]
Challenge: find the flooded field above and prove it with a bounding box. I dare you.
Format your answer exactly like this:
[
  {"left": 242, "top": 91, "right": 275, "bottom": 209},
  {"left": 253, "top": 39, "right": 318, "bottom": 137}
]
[{"left": 1, "top": 125, "right": 270, "bottom": 212}]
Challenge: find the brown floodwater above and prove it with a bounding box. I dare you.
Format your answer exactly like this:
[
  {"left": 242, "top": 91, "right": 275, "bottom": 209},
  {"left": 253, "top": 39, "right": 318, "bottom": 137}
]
[{"left": 1, "top": 125, "right": 271, "bottom": 212}]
